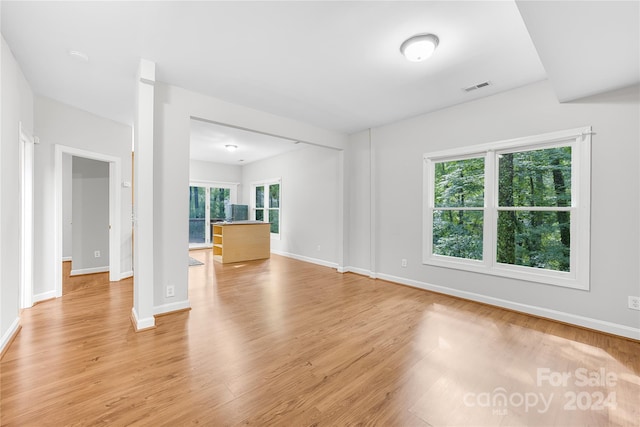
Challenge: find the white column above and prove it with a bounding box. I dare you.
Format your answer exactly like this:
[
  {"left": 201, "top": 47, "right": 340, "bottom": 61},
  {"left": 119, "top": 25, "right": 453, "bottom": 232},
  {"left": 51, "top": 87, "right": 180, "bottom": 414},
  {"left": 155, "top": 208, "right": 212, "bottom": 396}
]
[{"left": 132, "top": 59, "right": 156, "bottom": 331}]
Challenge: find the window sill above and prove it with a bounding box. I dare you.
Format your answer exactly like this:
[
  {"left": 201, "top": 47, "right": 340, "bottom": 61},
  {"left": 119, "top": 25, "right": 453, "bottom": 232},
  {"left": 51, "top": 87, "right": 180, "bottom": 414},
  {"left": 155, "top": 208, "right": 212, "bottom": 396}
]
[{"left": 423, "top": 255, "right": 589, "bottom": 290}]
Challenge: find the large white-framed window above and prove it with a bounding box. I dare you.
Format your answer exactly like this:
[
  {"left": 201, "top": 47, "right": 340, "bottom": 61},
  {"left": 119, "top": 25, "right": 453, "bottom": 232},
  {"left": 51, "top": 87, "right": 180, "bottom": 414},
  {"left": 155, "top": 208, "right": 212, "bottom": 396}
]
[
  {"left": 423, "top": 127, "right": 591, "bottom": 290},
  {"left": 251, "top": 178, "right": 281, "bottom": 238},
  {"left": 189, "top": 181, "right": 238, "bottom": 248}
]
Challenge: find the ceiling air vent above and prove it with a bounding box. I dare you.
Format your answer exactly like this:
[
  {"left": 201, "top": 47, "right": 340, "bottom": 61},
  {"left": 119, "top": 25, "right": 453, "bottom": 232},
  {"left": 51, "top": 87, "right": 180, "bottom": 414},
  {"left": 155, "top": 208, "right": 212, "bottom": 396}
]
[{"left": 464, "top": 81, "right": 491, "bottom": 92}]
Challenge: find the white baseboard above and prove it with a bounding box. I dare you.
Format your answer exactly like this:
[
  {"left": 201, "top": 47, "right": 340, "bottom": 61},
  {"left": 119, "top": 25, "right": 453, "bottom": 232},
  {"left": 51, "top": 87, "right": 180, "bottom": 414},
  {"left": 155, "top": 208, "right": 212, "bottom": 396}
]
[
  {"left": 62, "top": 256, "right": 72, "bottom": 262},
  {"left": 376, "top": 272, "right": 640, "bottom": 341},
  {"left": 70, "top": 266, "right": 109, "bottom": 276},
  {"left": 130, "top": 307, "right": 155, "bottom": 331},
  {"left": 33, "top": 290, "right": 57, "bottom": 303},
  {"left": 271, "top": 250, "right": 339, "bottom": 270},
  {"left": 154, "top": 300, "right": 191, "bottom": 316},
  {"left": 119, "top": 271, "right": 133, "bottom": 280},
  {"left": 1, "top": 317, "right": 21, "bottom": 356},
  {"left": 342, "top": 266, "right": 377, "bottom": 279}
]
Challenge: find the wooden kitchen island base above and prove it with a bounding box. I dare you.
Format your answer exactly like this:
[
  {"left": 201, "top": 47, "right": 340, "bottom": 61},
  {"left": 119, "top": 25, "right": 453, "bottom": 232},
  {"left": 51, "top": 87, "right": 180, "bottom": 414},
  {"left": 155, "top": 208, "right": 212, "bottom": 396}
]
[{"left": 211, "top": 222, "right": 270, "bottom": 264}]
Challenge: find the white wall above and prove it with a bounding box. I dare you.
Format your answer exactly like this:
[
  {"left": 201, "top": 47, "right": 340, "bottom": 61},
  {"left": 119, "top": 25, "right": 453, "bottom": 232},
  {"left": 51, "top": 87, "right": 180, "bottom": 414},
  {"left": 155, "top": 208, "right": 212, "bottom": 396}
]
[
  {"left": 62, "top": 153, "right": 72, "bottom": 259},
  {"left": 345, "top": 130, "right": 372, "bottom": 274},
  {"left": 347, "top": 80, "right": 640, "bottom": 338},
  {"left": 242, "top": 145, "right": 342, "bottom": 266},
  {"left": 71, "top": 157, "right": 110, "bottom": 272},
  {"left": 0, "top": 35, "right": 34, "bottom": 348},
  {"left": 189, "top": 159, "right": 241, "bottom": 187},
  {"left": 153, "top": 82, "right": 347, "bottom": 312},
  {"left": 34, "top": 96, "right": 132, "bottom": 299}
]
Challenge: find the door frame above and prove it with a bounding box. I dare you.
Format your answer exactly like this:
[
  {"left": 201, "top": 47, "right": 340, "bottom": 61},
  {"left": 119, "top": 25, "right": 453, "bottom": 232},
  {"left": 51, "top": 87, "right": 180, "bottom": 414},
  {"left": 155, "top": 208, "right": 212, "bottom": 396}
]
[
  {"left": 188, "top": 180, "right": 238, "bottom": 249},
  {"left": 19, "top": 122, "right": 35, "bottom": 308},
  {"left": 54, "top": 145, "right": 121, "bottom": 297}
]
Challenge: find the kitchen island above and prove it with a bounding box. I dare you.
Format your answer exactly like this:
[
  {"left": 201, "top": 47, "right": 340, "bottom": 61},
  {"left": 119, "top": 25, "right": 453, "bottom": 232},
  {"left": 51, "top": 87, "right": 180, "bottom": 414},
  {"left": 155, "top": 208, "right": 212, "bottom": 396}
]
[{"left": 211, "top": 221, "right": 270, "bottom": 264}]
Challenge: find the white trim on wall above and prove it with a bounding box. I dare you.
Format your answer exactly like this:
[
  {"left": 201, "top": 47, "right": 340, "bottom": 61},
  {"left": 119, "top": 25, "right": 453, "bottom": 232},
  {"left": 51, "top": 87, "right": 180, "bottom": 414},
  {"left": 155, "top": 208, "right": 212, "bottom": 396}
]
[
  {"left": 70, "top": 266, "right": 109, "bottom": 276},
  {"left": 33, "top": 290, "right": 57, "bottom": 304},
  {"left": 375, "top": 272, "right": 640, "bottom": 341},
  {"left": 19, "top": 122, "right": 35, "bottom": 309},
  {"left": 153, "top": 300, "right": 191, "bottom": 316},
  {"left": 0, "top": 317, "right": 21, "bottom": 356},
  {"left": 54, "top": 145, "right": 122, "bottom": 297},
  {"left": 271, "top": 250, "right": 339, "bottom": 270}
]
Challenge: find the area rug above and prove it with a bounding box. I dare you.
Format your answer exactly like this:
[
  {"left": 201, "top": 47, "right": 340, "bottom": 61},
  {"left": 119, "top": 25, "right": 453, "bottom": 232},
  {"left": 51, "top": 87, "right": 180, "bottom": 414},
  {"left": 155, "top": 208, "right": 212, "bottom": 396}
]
[{"left": 189, "top": 256, "right": 204, "bottom": 266}]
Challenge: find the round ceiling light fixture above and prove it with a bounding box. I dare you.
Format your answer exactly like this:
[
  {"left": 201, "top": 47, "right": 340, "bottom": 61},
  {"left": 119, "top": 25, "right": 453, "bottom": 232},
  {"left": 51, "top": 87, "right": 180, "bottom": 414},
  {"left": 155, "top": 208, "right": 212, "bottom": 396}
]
[
  {"left": 400, "top": 33, "right": 439, "bottom": 62},
  {"left": 225, "top": 144, "right": 238, "bottom": 152}
]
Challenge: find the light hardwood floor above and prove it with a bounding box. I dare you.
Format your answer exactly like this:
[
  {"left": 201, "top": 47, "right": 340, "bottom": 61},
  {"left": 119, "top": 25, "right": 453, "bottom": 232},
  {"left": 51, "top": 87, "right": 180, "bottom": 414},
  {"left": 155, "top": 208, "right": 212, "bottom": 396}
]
[
  {"left": 1, "top": 251, "right": 639, "bottom": 426},
  {"left": 62, "top": 260, "right": 110, "bottom": 295}
]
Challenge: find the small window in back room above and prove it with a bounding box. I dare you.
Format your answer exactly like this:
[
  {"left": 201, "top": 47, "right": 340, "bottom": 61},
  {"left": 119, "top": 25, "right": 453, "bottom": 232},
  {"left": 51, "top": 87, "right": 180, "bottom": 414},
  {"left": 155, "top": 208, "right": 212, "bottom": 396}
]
[{"left": 252, "top": 178, "right": 281, "bottom": 236}]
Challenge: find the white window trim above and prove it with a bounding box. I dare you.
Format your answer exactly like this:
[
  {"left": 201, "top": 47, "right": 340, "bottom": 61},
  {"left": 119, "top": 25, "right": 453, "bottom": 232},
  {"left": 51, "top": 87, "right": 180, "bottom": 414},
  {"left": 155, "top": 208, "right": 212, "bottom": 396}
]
[
  {"left": 251, "top": 177, "right": 282, "bottom": 239},
  {"left": 189, "top": 181, "right": 239, "bottom": 248},
  {"left": 423, "top": 127, "right": 591, "bottom": 290}
]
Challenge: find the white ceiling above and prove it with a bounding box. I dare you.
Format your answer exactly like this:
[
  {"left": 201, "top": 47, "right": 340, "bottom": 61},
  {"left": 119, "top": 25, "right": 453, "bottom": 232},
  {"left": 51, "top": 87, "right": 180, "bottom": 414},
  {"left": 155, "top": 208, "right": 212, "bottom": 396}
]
[
  {"left": 1, "top": 1, "right": 638, "bottom": 162},
  {"left": 516, "top": 0, "right": 640, "bottom": 102},
  {"left": 190, "top": 119, "right": 305, "bottom": 165}
]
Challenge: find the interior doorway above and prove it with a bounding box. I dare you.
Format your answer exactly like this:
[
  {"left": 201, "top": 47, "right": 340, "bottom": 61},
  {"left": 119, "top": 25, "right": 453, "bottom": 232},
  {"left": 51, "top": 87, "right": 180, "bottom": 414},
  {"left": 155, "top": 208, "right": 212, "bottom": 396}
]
[
  {"left": 62, "top": 155, "right": 111, "bottom": 293},
  {"left": 54, "top": 145, "right": 122, "bottom": 297}
]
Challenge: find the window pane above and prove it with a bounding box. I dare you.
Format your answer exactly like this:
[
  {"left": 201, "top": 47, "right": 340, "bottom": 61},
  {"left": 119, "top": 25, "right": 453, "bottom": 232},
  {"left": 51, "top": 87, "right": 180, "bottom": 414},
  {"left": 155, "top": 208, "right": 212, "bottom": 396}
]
[
  {"left": 269, "top": 210, "right": 279, "bottom": 234},
  {"left": 255, "top": 186, "right": 264, "bottom": 208},
  {"left": 189, "top": 186, "right": 206, "bottom": 243},
  {"left": 432, "top": 210, "right": 483, "bottom": 260},
  {"left": 434, "top": 158, "right": 484, "bottom": 207},
  {"left": 255, "top": 209, "right": 264, "bottom": 221},
  {"left": 269, "top": 184, "right": 280, "bottom": 208},
  {"left": 498, "top": 147, "right": 571, "bottom": 208},
  {"left": 497, "top": 210, "right": 570, "bottom": 272},
  {"left": 210, "top": 187, "right": 230, "bottom": 221}
]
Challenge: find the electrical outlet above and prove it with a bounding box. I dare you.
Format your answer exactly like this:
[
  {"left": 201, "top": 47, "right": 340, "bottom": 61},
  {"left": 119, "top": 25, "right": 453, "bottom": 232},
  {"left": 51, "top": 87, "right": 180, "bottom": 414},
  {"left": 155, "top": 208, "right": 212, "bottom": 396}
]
[
  {"left": 94, "top": 250, "right": 101, "bottom": 258},
  {"left": 628, "top": 296, "right": 640, "bottom": 311},
  {"left": 401, "top": 259, "right": 407, "bottom": 268},
  {"left": 166, "top": 285, "right": 175, "bottom": 298},
  {"left": 317, "top": 245, "right": 321, "bottom": 251}
]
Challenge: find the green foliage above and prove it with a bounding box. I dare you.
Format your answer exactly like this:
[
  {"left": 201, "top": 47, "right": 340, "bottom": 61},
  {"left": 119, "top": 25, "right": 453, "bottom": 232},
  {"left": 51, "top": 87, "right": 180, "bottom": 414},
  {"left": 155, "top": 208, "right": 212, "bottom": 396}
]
[
  {"left": 433, "top": 147, "right": 572, "bottom": 272},
  {"left": 189, "top": 186, "right": 230, "bottom": 243},
  {"left": 189, "top": 186, "right": 206, "bottom": 243},
  {"left": 269, "top": 184, "right": 280, "bottom": 208},
  {"left": 189, "top": 186, "right": 206, "bottom": 219},
  {"left": 255, "top": 184, "right": 280, "bottom": 233},
  {"left": 499, "top": 147, "right": 571, "bottom": 207},
  {"left": 497, "top": 211, "right": 570, "bottom": 272},
  {"left": 434, "top": 158, "right": 484, "bottom": 207},
  {"left": 210, "top": 187, "right": 230, "bottom": 220},
  {"left": 433, "top": 158, "right": 484, "bottom": 260},
  {"left": 256, "top": 186, "right": 265, "bottom": 208},
  {"left": 269, "top": 210, "right": 279, "bottom": 233},
  {"left": 433, "top": 210, "right": 483, "bottom": 260}
]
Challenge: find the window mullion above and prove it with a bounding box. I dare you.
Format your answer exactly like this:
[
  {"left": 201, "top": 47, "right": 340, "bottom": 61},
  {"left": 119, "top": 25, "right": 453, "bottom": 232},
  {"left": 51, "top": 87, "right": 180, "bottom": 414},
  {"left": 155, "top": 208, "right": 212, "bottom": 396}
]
[
  {"left": 484, "top": 150, "right": 496, "bottom": 268},
  {"left": 263, "top": 189, "right": 268, "bottom": 224}
]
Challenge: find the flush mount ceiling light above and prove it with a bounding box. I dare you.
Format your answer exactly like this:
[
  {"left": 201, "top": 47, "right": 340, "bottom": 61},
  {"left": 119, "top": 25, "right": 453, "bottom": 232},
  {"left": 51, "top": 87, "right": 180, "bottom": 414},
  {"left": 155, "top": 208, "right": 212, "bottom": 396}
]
[
  {"left": 400, "top": 33, "right": 439, "bottom": 62},
  {"left": 225, "top": 144, "right": 238, "bottom": 152}
]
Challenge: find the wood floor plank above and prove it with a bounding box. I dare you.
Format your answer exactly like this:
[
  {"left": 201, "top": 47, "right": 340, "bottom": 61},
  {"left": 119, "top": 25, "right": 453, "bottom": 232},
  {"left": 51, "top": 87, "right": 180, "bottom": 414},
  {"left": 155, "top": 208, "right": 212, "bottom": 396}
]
[{"left": 2, "top": 251, "right": 639, "bottom": 426}]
